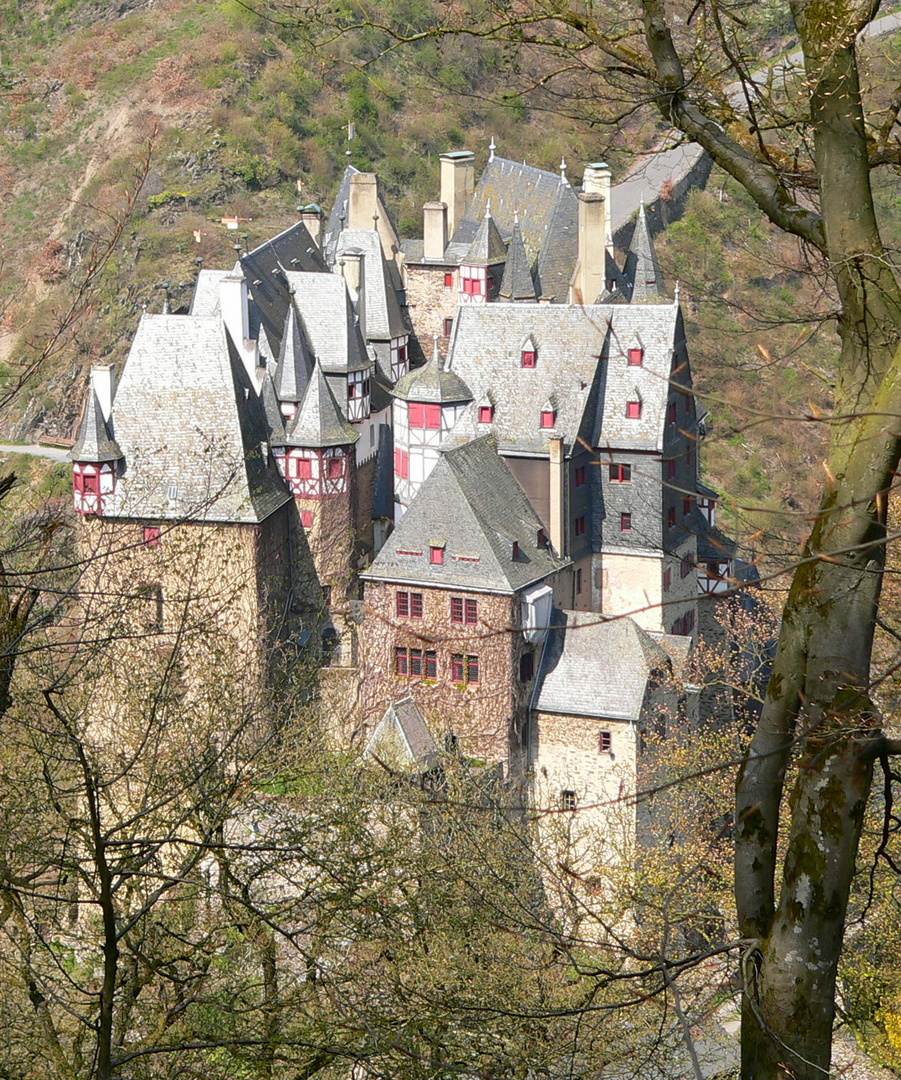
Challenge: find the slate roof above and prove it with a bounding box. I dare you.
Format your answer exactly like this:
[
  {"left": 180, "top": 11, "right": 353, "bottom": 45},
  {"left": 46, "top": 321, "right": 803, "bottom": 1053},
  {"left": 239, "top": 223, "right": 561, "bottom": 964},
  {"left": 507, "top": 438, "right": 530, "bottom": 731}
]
[
  {"left": 260, "top": 371, "right": 286, "bottom": 443},
  {"left": 334, "top": 228, "right": 409, "bottom": 341},
  {"left": 272, "top": 302, "right": 314, "bottom": 403},
  {"left": 283, "top": 271, "right": 371, "bottom": 374},
  {"left": 363, "top": 435, "right": 569, "bottom": 592},
  {"left": 189, "top": 269, "right": 231, "bottom": 318},
  {"left": 534, "top": 180, "right": 578, "bottom": 302},
  {"left": 623, "top": 202, "right": 666, "bottom": 302},
  {"left": 364, "top": 695, "right": 440, "bottom": 771},
  {"left": 463, "top": 210, "right": 507, "bottom": 266},
  {"left": 534, "top": 609, "right": 670, "bottom": 721},
  {"left": 278, "top": 360, "right": 359, "bottom": 449},
  {"left": 392, "top": 337, "right": 472, "bottom": 404},
  {"left": 498, "top": 219, "right": 536, "bottom": 300},
  {"left": 241, "top": 221, "right": 327, "bottom": 354},
  {"left": 324, "top": 164, "right": 403, "bottom": 267},
  {"left": 100, "top": 314, "right": 290, "bottom": 523},
  {"left": 372, "top": 421, "right": 395, "bottom": 519},
  {"left": 70, "top": 389, "right": 123, "bottom": 463}
]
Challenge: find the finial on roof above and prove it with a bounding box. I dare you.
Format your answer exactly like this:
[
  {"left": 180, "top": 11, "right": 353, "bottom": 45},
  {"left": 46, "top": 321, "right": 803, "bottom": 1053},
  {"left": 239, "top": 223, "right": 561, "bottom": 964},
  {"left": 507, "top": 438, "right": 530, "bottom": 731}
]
[
  {"left": 560, "top": 157, "right": 568, "bottom": 183},
  {"left": 640, "top": 192, "right": 644, "bottom": 208},
  {"left": 432, "top": 333, "right": 442, "bottom": 368},
  {"left": 514, "top": 209, "right": 519, "bottom": 224},
  {"left": 674, "top": 280, "right": 680, "bottom": 304},
  {"left": 488, "top": 136, "right": 496, "bottom": 162},
  {"left": 485, "top": 198, "right": 492, "bottom": 219}
]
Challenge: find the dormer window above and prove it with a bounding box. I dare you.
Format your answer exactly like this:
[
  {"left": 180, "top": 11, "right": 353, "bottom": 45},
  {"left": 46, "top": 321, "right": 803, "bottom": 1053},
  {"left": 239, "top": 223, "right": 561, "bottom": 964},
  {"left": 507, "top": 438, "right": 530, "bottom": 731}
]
[
  {"left": 430, "top": 545, "right": 445, "bottom": 565},
  {"left": 540, "top": 410, "right": 556, "bottom": 429},
  {"left": 512, "top": 541, "right": 520, "bottom": 560},
  {"left": 444, "top": 272, "right": 454, "bottom": 288},
  {"left": 628, "top": 347, "right": 644, "bottom": 366},
  {"left": 478, "top": 405, "right": 494, "bottom": 423},
  {"left": 626, "top": 400, "right": 642, "bottom": 419},
  {"left": 537, "top": 528, "right": 547, "bottom": 548},
  {"left": 521, "top": 338, "right": 537, "bottom": 368}
]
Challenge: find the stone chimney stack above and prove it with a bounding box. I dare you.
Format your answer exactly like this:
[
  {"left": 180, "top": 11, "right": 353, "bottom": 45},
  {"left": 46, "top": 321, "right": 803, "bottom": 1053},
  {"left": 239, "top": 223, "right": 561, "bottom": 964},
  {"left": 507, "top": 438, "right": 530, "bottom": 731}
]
[
  {"left": 549, "top": 435, "right": 565, "bottom": 557},
  {"left": 582, "top": 162, "right": 613, "bottom": 256},
  {"left": 341, "top": 250, "right": 366, "bottom": 340},
  {"left": 348, "top": 173, "right": 379, "bottom": 231},
  {"left": 423, "top": 201, "right": 448, "bottom": 260},
  {"left": 576, "top": 192, "right": 606, "bottom": 305},
  {"left": 299, "top": 204, "right": 324, "bottom": 248},
  {"left": 91, "top": 365, "right": 117, "bottom": 424},
  {"left": 439, "top": 151, "right": 475, "bottom": 240}
]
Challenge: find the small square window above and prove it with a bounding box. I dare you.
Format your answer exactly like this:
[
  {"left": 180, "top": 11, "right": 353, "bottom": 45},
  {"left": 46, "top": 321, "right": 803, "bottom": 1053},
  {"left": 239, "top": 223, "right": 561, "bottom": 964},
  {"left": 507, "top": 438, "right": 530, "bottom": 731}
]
[
  {"left": 327, "top": 457, "right": 344, "bottom": 479},
  {"left": 574, "top": 465, "right": 587, "bottom": 487},
  {"left": 522, "top": 350, "right": 537, "bottom": 368},
  {"left": 300, "top": 510, "right": 314, "bottom": 528},
  {"left": 143, "top": 526, "right": 161, "bottom": 547},
  {"left": 609, "top": 463, "right": 631, "bottom": 483},
  {"left": 621, "top": 512, "right": 632, "bottom": 532},
  {"left": 626, "top": 401, "right": 642, "bottom": 419},
  {"left": 540, "top": 410, "right": 556, "bottom": 429},
  {"left": 425, "top": 403, "right": 441, "bottom": 429},
  {"left": 444, "top": 317, "right": 454, "bottom": 336},
  {"left": 574, "top": 516, "right": 586, "bottom": 537},
  {"left": 561, "top": 790, "right": 577, "bottom": 811},
  {"left": 683, "top": 497, "right": 693, "bottom": 517},
  {"left": 667, "top": 458, "right": 677, "bottom": 480},
  {"left": 444, "top": 272, "right": 454, "bottom": 288},
  {"left": 537, "top": 528, "right": 547, "bottom": 548},
  {"left": 479, "top": 405, "right": 494, "bottom": 423},
  {"left": 599, "top": 730, "right": 612, "bottom": 753},
  {"left": 628, "top": 347, "right": 643, "bottom": 366},
  {"left": 394, "top": 647, "right": 409, "bottom": 676},
  {"left": 430, "top": 545, "right": 444, "bottom": 565},
  {"left": 668, "top": 507, "right": 677, "bottom": 527}
]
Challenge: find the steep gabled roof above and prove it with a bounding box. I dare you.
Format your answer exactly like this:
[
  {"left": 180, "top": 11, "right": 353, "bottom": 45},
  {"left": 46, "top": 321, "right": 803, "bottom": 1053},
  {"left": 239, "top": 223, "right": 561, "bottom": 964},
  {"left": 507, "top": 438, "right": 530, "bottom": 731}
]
[
  {"left": 272, "top": 301, "right": 314, "bottom": 403},
  {"left": 364, "top": 696, "right": 440, "bottom": 771},
  {"left": 283, "top": 271, "right": 371, "bottom": 375},
  {"left": 534, "top": 180, "right": 578, "bottom": 302},
  {"left": 392, "top": 338, "right": 472, "bottom": 404},
  {"left": 334, "top": 228, "right": 410, "bottom": 341},
  {"left": 498, "top": 219, "right": 536, "bottom": 300},
  {"left": 279, "top": 360, "right": 359, "bottom": 449},
  {"left": 99, "top": 314, "right": 290, "bottom": 523},
  {"left": 260, "top": 371, "right": 286, "bottom": 443},
  {"left": 623, "top": 202, "right": 666, "bottom": 302},
  {"left": 189, "top": 269, "right": 232, "bottom": 318},
  {"left": 69, "top": 389, "right": 122, "bottom": 463},
  {"left": 363, "top": 436, "right": 569, "bottom": 592},
  {"left": 463, "top": 209, "right": 507, "bottom": 267},
  {"left": 534, "top": 609, "right": 670, "bottom": 721}
]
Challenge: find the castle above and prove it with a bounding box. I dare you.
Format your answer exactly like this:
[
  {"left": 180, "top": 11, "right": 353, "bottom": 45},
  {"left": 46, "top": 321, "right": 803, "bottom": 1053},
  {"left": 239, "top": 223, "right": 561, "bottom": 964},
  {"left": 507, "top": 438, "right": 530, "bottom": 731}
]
[{"left": 68, "top": 144, "right": 739, "bottom": 859}]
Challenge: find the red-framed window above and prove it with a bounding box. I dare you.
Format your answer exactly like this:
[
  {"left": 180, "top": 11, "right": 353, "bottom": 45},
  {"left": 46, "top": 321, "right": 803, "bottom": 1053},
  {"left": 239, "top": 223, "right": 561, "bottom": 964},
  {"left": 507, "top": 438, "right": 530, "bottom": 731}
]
[
  {"left": 327, "top": 457, "right": 345, "bottom": 479},
  {"left": 396, "top": 590, "right": 424, "bottom": 618},
  {"left": 451, "top": 597, "right": 479, "bottom": 624},
  {"left": 574, "top": 515, "right": 587, "bottom": 537},
  {"left": 462, "top": 275, "right": 485, "bottom": 297},
  {"left": 683, "top": 497, "right": 693, "bottom": 517},
  {"left": 444, "top": 317, "right": 454, "bottom": 336},
  {"left": 452, "top": 653, "right": 480, "bottom": 684},
  {"left": 668, "top": 506, "right": 676, "bottom": 527},
  {"left": 574, "top": 465, "right": 587, "bottom": 487},
  {"left": 396, "top": 647, "right": 437, "bottom": 678},
  {"left": 522, "top": 349, "right": 537, "bottom": 368},
  {"left": 626, "top": 401, "right": 642, "bottom": 419},
  {"left": 143, "top": 526, "right": 161, "bottom": 547},
  {"left": 628, "top": 348, "right": 644, "bottom": 366},
  {"left": 394, "top": 646, "right": 408, "bottom": 676},
  {"left": 478, "top": 405, "right": 494, "bottom": 424},
  {"left": 668, "top": 402, "right": 677, "bottom": 424},
  {"left": 599, "top": 730, "right": 612, "bottom": 753},
  {"left": 409, "top": 402, "right": 442, "bottom": 429},
  {"left": 300, "top": 510, "right": 314, "bottom": 528},
  {"left": 609, "top": 463, "right": 631, "bottom": 483},
  {"left": 292, "top": 456, "right": 313, "bottom": 480},
  {"left": 666, "top": 458, "right": 677, "bottom": 480},
  {"left": 430, "top": 545, "right": 444, "bottom": 565},
  {"left": 348, "top": 377, "right": 370, "bottom": 399},
  {"left": 621, "top": 512, "right": 632, "bottom": 532},
  {"left": 444, "top": 272, "right": 454, "bottom": 288},
  {"left": 540, "top": 410, "right": 556, "bottom": 429},
  {"left": 681, "top": 553, "right": 696, "bottom": 578},
  {"left": 394, "top": 449, "right": 409, "bottom": 479},
  {"left": 537, "top": 529, "right": 547, "bottom": 548}
]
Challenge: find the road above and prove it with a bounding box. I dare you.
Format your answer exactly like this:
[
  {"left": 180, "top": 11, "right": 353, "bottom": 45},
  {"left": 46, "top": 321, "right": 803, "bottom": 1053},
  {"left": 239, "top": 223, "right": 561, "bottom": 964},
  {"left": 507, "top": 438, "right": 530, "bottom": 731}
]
[{"left": 0, "top": 443, "right": 70, "bottom": 462}]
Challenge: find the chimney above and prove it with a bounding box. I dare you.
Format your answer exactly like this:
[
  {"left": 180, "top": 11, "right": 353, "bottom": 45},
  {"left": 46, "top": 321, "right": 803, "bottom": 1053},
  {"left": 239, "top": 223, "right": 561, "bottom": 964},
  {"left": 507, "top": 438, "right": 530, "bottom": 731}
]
[
  {"left": 91, "top": 365, "right": 116, "bottom": 424},
  {"left": 299, "top": 204, "right": 324, "bottom": 248},
  {"left": 423, "top": 201, "right": 448, "bottom": 260},
  {"left": 348, "top": 173, "right": 379, "bottom": 231},
  {"left": 549, "top": 436, "right": 565, "bottom": 557},
  {"left": 439, "top": 151, "right": 475, "bottom": 240},
  {"left": 576, "top": 192, "right": 606, "bottom": 305},
  {"left": 583, "top": 162, "right": 613, "bottom": 256},
  {"left": 341, "top": 250, "right": 366, "bottom": 340}
]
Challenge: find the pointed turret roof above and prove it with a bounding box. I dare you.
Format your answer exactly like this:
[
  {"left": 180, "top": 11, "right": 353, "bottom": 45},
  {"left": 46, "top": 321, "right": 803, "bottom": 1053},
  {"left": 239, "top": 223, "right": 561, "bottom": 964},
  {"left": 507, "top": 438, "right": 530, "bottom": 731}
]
[
  {"left": 280, "top": 360, "right": 359, "bottom": 448},
  {"left": 463, "top": 207, "right": 507, "bottom": 267},
  {"left": 499, "top": 218, "right": 536, "bottom": 301},
  {"left": 272, "top": 301, "right": 314, "bottom": 403},
  {"left": 260, "top": 371, "right": 286, "bottom": 443},
  {"left": 392, "top": 338, "right": 472, "bottom": 405},
  {"left": 624, "top": 201, "right": 666, "bottom": 302},
  {"left": 69, "top": 389, "right": 122, "bottom": 463}
]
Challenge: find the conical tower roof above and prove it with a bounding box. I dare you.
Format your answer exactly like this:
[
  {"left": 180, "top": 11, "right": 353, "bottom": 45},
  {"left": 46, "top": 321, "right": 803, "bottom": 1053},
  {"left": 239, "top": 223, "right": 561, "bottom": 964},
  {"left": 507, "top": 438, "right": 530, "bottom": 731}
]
[
  {"left": 498, "top": 218, "right": 536, "bottom": 300},
  {"left": 625, "top": 201, "right": 665, "bottom": 302},
  {"left": 392, "top": 338, "right": 472, "bottom": 405},
  {"left": 272, "top": 300, "right": 314, "bottom": 403},
  {"left": 463, "top": 207, "right": 507, "bottom": 267},
  {"left": 69, "top": 389, "right": 122, "bottom": 463},
  {"left": 280, "top": 360, "right": 359, "bottom": 449},
  {"left": 260, "top": 371, "right": 286, "bottom": 443}
]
